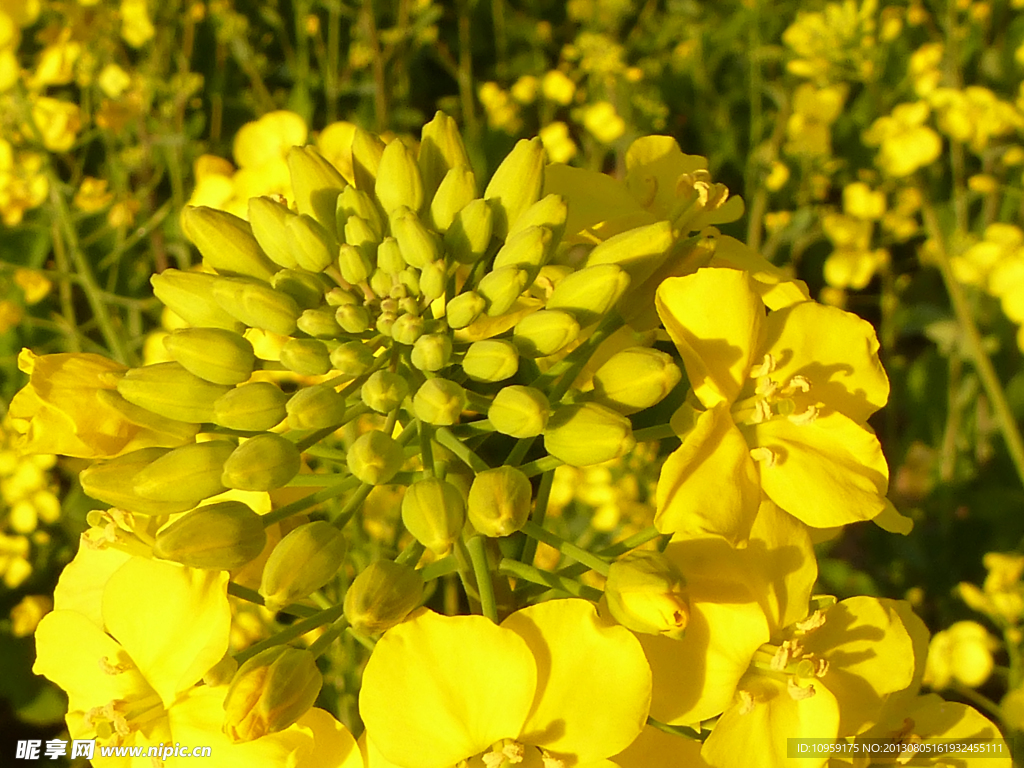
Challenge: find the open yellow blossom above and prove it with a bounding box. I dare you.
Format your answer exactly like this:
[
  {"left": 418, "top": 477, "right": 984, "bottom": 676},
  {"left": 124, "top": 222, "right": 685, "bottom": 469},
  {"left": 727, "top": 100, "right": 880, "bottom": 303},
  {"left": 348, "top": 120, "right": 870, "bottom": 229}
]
[{"left": 923, "top": 621, "right": 997, "bottom": 690}]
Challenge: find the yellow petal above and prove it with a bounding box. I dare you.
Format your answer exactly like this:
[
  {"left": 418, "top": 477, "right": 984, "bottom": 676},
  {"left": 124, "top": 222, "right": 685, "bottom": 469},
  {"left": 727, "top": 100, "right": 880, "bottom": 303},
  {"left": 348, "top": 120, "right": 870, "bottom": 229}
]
[
  {"left": 52, "top": 536, "right": 131, "bottom": 625},
  {"left": 708, "top": 236, "right": 811, "bottom": 310},
  {"left": 543, "top": 163, "right": 649, "bottom": 243},
  {"left": 624, "top": 137, "right": 707, "bottom": 219},
  {"left": 295, "top": 707, "right": 364, "bottom": 768},
  {"left": 747, "top": 501, "right": 819, "bottom": 632},
  {"left": 900, "top": 695, "right": 1010, "bottom": 768},
  {"left": 503, "top": 599, "right": 652, "bottom": 762},
  {"left": 614, "top": 725, "right": 709, "bottom": 768}
]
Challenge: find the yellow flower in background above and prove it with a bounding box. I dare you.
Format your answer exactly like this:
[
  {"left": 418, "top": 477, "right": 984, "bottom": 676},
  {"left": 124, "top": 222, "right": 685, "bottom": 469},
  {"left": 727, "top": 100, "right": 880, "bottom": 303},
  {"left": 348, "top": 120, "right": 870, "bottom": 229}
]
[
  {"left": 0, "top": 138, "right": 48, "bottom": 225},
  {"left": 958, "top": 552, "right": 1024, "bottom": 626},
  {"left": 923, "top": 621, "right": 997, "bottom": 690},
  {"left": 510, "top": 74, "right": 538, "bottom": 104},
  {"left": 10, "top": 594, "right": 51, "bottom": 637},
  {"left": 479, "top": 81, "right": 520, "bottom": 133},
  {"left": 539, "top": 120, "right": 577, "bottom": 163},
  {"left": 583, "top": 100, "right": 626, "bottom": 144},
  {"left": 30, "top": 97, "right": 82, "bottom": 152},
  {"left": 120, "top": 0, "right": 155, "bottom": 48},
  {"left": 863, "top": 101, "right": 943, "bottom": 177},
  {"left": 73, "top": 176, "right": 115, "bottom": 212},
  {"left": 541, "top": 69, "right": 576, "bottom": 105},
  {"left": 785, "top": 83, "right": 847, "bottom": 159},
  {"left": 97, "top": 63, "right": 132, "bottom": 98},
  {"left": 13, "top": 268, "right": 51, "bottom": 304}
]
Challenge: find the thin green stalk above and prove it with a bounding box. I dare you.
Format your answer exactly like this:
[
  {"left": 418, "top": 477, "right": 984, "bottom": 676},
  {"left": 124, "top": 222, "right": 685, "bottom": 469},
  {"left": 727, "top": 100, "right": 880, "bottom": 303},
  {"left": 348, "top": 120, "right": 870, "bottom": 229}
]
[
  {"left": 498, "top": 558, "right": 603, "bottom": 602},
  {"left": 520, "top": 470, "right": 553, "bottom": 566},
  {"left": 646, "top": 716, "right": 705, "bottom": 742},
  {"left": 506, "top": 436, "right": 536, "bottom": 467},
  {"left": 435, "top": 426, "right": 490, "bottom": 473},
  {"left": 235, "top": 603, "right": 346, "bottom": 666},
  {"left": 632, "top": 423, "right": 678, "bottom": 442},
  {"left": 396, "top": 540, "right": 426, "bottom": 566},
  {"left": 520, "top": 521, "right": 610, "bottom": 576},
  {"left": 309, "top": 616, "right": 350, "bottom": 658},
  {"left": 466, "top": 535, "right": 498, "bottom": 622},
  {"left": 420, "top": 555, "right": 459, "bottom": 581},
  {"left": 262, "top": 476, "right": 361, "bottom": 527},
  {"left": 519, "top": 455, "right": 562, "bottom": 478},
  {"left": 226, "top": 582, "right": 317, "bottom": 617},
  {"left": 332, "top": 483, "right": 373, "bottom": 528}
]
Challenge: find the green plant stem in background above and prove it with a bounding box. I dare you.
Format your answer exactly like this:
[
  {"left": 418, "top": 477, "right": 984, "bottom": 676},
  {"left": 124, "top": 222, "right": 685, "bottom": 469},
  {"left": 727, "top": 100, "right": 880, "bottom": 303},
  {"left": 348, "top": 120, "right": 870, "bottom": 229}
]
[
  {"left": 466, "top": 534, "right": 498, "bottom": 622},
  {"left": 521, "top": 521, "right": 611, "bottom": 577}
]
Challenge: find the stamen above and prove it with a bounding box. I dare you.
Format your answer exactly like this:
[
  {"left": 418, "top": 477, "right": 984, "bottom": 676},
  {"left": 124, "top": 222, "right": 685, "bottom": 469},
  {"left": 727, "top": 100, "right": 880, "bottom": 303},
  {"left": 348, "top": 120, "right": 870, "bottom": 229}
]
[
  {"left": 786, "top": 375, "right": 811, "bottom": 393},
  {"left": 787, "top": 678, "right": 816, "bottom": 700},
  {"left": 540, "top": 752, "right": 566, "bottom": 768},
  {"left": 754, "top": 377, "right": 778, "bottom": 397},
  {"left": 737, "top": 689, "right": 756, "bottom": 714},
  {"left": 750, "top": 446, "right": 777, "bottom": 467},
  {"left": 795, "top": 610, "right": 826, "bottom": 633},
  {"left": 99, "top": 655, "right": 135, "bottom": 675},
  {"left": 753, "top": 400, "right": 773, "bottom": 424},
  {"left": 788, "top": 405, "right": 818, "bottom": 425},
  {"left": 502, "top": 742, "right": 525, "bottom": 763},
  {"left": 750, "top": 354, "right": 777, "bottom": 378}
]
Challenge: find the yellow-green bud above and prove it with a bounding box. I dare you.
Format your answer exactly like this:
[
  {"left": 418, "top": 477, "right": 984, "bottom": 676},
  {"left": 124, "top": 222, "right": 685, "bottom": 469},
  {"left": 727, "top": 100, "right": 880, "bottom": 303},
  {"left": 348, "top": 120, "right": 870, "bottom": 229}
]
[
  {"left": 287, "top": 146, "right": 346, "bottom": 239},
  {"left": 462, "top": 339, "right": 518, "bottom": 382},
  {"left": 117, "top": 362, "right": 232, "bottom": 423},
  {"left": 335, "top": 303, "right": 371, "bottom": 334},
  {"left": 279, "top": 338, "right": 331, "bottom": 376},
  {"left": 211, "top": 278, "right": 301, "bottom": 336},
  {"left": 585, "top": 221, "right": 674, "bottom": 287},
  {"left": 446, "top": 291, "right": 486, "bottom": 329},
  {"left": 376, "top": 138, "right": 424, "bottom": 215},
  {"left": 343, "top": 215, "right": 379, "bottom": 255},
  {"left": 346, "top": 430, "right": 404, "bottom": 485},
  {"left": 133, "top": 440, "right": 236, "bottom": 503},
  {"left": 444, "top": 197, "right": 493, "bottom": 265},
  {"left": 150, "top": 270, "right": 243, "bottom": 332},
  {"left": 413, "top": 379, "right": 466, "bottom": 426},
  {"left": 512, "top": 309, "right": 580, "bottom": 358},
  {"left": 411, "top": 334, "right": 452, "bottom": 372},
  {"left": 391, "top": 207, "right": 441, "bottom": 269},
  {"left": 361, "top": 371, "right": 410, "bottom": 413},
  {"left": 223, "top": 646, "right": 323, "bottom": 742},
  {"left": 605, "top": 551, "right": 689, "bottom": 639},
  {"left": 593, "top": 348, "right": 682, "bottom": 414},
  {"left": 397, "top": 269, "right": 420, "bottom": 297},
  {"left": 508, "top": 193, "right": 567, "bottom": 245},
  {"left": 344, "top": 559, "right": 424, "bottom": 634},
  {"left": 376, "top": 311, "right": 397, "bottom": 337},
  {"left": 249, "top": 196, "right": 299, "bottom": 269},
  {"left": 401, "top": 477, "right": 465, "bottom": 556},
  {"left": 468, "top": 466, "right": 532, "bottom": 537},
  {"left": 213, "top": 382, "right": 288, "bottom": 431},
  {"left": 286, "top": 214, "right": 335, "bottom": 273},
  {"left": 369, "top": 268, "right": 395, "bottom": 299},
  {"left": 419, "top": 261, "right": 446, "bottom": 304},
  {"left": 478, "top": 266, "right": 529, "bottom": 316},
  {"left": 492, "top": 226, "right": 552, "bottom": 280},
  {"left": 80, "top": 448, "right": 195, "bottom": 515},
  {"left": 543, "top": 403, "right": 635, "bottom": 466},
  {"left": 204, "top": 655, "right": 239, "bottom": 688},
  {"left": 297, "top": 308, "right": 342, "bottom": 339},
  {"left": 163, "top": 328, "right": 255, "bottom": 386},
  {"left": 337, "top": 244, "right": 372, "bottom": 285},
  {"left": 419, "top": 111, "right": 472, "bottom": 201},
  {"left": 95, "top": 389, "right": 201, "bottom": 445},
  {"left": 153, "top": 500, "right": 266, "bottom": 570},
  {"left": 286, "top": 384, "right": 347, "bottom": 430},
  {"left": 181, "top": 206, "right": 277, "bottom": 282},
  {"left": 546, "top": 263, "right": 630, "bottom": 326},
  {"left": 260, "top": 521, "right": 348, "bottom": 609},
  {"left": 351, "top": 128, "right": 386, "bottom": 193},
  {"left": 376, "top": 237, "right": 405, "bottom": 275},
  {"left": 391, "top": 313, "right": 425, "bottom": 345},
  {"left": 325, "top": 287, "right": 358, "bottom": 306},
  {"left": 272, "top": 269, "right": 327, "bottom": 310},
  {"left": 430, "top": 166, "right": 478, "bottom": 233},
  {"left": 330, "top": 341, "right": 375, "bottom": 376},
  {"left": 484, "top": 137, "right": 544, "bottom": 239},
  {"left": 222, "top": 433, "right": 302, "bottom": 491},
  {"left": 337, "top": 186, "right": 384, "bottom": 241},
  {"left": 488, "top": 386, "right": 550, "bottom": 438}
]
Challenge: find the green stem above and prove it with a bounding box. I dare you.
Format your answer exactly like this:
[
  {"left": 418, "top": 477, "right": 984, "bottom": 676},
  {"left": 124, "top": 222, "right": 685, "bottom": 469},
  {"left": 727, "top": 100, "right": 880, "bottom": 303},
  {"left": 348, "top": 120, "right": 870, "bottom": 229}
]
[
  {"left": 466, "top": 535, "right": 498, "bottom": 622},
  {"left": 498, "top": 559, "right": 603, "bottom": 602},
  {"left": 332, "top": 483, "right": 373, "bottom": 528},
  {"left": 520, "top": 470, "right": 553, "bottom": 566},
  {"left": 308, "top": 616, "right": 350, "bottom": 658},
  {"left": 435, "top": 426, "right": 490, "bottom": 473},
  {"left": 646, "top": 715, "right": 705, "bottom": 742},
  {"left": 506, "top": 436, "right": 536, "bottom": 467},
  {"left": 235, "top": 602, "right": 346, "bottom": 666},
  {"left": 226, "top": 583, "right": 317, "bottom": 617},
  {"left": 420, "top": 555, "right": 459, "bottom": 581},
  {"left": 262, "top": 476, "right": 361, "bottom": 527},
  {"left": 519, "top": 455, "right": 562, "bottom": 478},
  {"left": 419, "top": 421, "right": 436, "bottom": 476},
  {"left": 632, "top": 423, "right": 678, "bottom": 442},
  {"left": 396, "top": 540, "right": 426, "bottom": 567},
  {"left": 520, "top": 521, "right": 610, "bottom": 576}
]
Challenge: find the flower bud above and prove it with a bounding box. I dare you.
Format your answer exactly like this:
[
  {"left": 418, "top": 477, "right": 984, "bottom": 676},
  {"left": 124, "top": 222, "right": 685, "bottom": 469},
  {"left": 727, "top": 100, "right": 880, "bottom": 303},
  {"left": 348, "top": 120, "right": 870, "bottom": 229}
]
[
  {"left": 411, "top": 334, "right": 452, "bottom": 372},
  {"left": 286, "top": 214, "right": 335, "bottom": 273},
  {"left": 222, "top": 433, "right": 302, "bottom": 491},
  {"left": 478, "top": 266, "right": 529, "bottom": 316},
  {"left": 344, "top": 560, "right": 424, "bottom": 634},
  {"left": 153, "top": 500, "right": 267, "bottom": 569},
  {"left": 419, "top": 111, "right": 472, "bottom": 201},
  {"left": 419, "top": 261, "right": 446, "bottom": 304},
  {"left": 343, "top": 214, "right": 379, "bottom": 255},
  {"left": 376, "top": 237, "right": 405, "bottom": 275},
  {"left": 397, "top": 269, "right": 420, "bottom": 297},
  {"left": 508, "top": 193, "right": 567, "bottom": 245},
  {"left": 430, "top": 166, "right": 478, "bottom": 233},
  {"left": 388, "top": 313, "right": 421, "bottom": 345},
  {"left": 376, "top": 138, "right": 424, "bottom": 215},
  {"left": 462, "top": 339, "right": 518, "bottom": 382},
  {"left": 297, "top": 308, "right": 342, "bottom": 339},
  {"left": 336, "top": 185, "right": 384, "bottom": 242},
  {"left": 401, "top": 477, "right": 465, "bottom": 556},
  {"left": 492, "top": 226, "right": 553, "bottom": 280},
  {"left": 150, "top": 269, "right": 243, "bottom": 332},
  {"left": 413, "top": 379, "right": 467, "bottom": 426},
  {"left": 361, "top": 371, "right": 410, "bottom": 413},
  {"left": 468, "top": 466, "right": 532, "bottom": 537},
  {"left": 446, "top": 291, "right": 486, "bottom": 329},
  {"left": 286, "top": 384, "right": 347, "bottom": 430},
  {"left": 512, "top": 309, "right": 580, "bottom": 358},
  {"left": 260, "top": 521, "right": 348, "bottom": 609},
  {"left": 585, "top": 221, "right": 674, "bottom": 287},
  {"left": 163, "top": 328, "right": 255, "bottom": 386},
  {"left": 213, "top": 382, "right": 288, "bottom": 431},
  {"left": 249, "top": 196, "right": 299, "bottom": 269},
  {"left": 117, "top": 362, "right": 232, "bottom": 423},
  {"left": 181, "top": 206, "right": 277, "bottom": 282},
  {"left": 546, "top": 263, "right": 631, "bottom": 326},
  {"left": 211, "top": 278, "right": 301, "bottom": 336},
  {"left": 133, "top": 440, "right": 236, "bottom": 503},
  {"left": 80, "top": 448, "right": 195, "bottom": 515},
  {"left": 335, "top": 303, "right": 372, "bottom": 334},
  {"left": 605, "top": 550, "right": 689, "bottom": 639},
  {"left": 488, "top": 386, "right": 550, "bottom": 438},
  {"left": 287, "top": 146, "right": 346, "bottom": 239},
  {"left": 223, "top": 646, "right": 323, "bottom": 742},
  {"left": 376, "top": 311, "right": 398, "bottom": 337},
  {"left": 346, "top": 430, "right": 404, "bottom": 484},
  {"left": 272, "top": 269, "right": 327, "bottom": 310},
  {"left": 543, "top": 403, "right": 635, "bottom": 466},
  {"left": 593, "top": 347, "right": 682, "bottom": 414},
  {"left": 280, "top": 338, "right": 331, "bottom": 376},
  {"left": 351, "top": 128, "right": 386, "bottom": 192},
  {"left": 484, "top": 137, "right": 545, "bottom": 239},
  {"left": 330, "top": 341, "right": 375, "bottom": 376},
  {"left": 444, "top": 197, "right": 496, "bottom": 267},
  {"left": 391, "top": 207, "right": 441, "bottom": 269}
]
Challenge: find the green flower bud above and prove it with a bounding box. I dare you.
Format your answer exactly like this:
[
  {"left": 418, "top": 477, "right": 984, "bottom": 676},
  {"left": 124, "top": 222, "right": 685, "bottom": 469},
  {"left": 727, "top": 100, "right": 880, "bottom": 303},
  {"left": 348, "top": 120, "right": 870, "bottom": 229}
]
[
  {"left": 330, "top": 341, "right": 375, "bottom": 376},
  {"left": 376, "top": 138, "right": 424, "bottom": 215},
  {"left": 346, "top": 430, "right": 404, "bottom": 484},
  {"left": 181, "top": 206, "right": 277, "bottom": 282},
  {"left": 343, "top": 559, "right": 424, "bottom": 634},
  {"left": 80, "top": 448, "right": 195, "bottom": 515},
  {"left": 95, "top": 389, "right": 200, "bottom": 445},
  {"left": 369, "top": 268, "right": 394, "bottom": 298},
  {"left": 492, "top": 226, "right": 553, "bottom": 280},
  {"left": 336, "top": 244, "right": 371, "bottom": 285},
  {"left": 336, "top": 186, "right": 384, "bottom": 242},
  {"left": 413, "top": 379, "right": 466, "bottom": 426},
  {"left": 272, "top": 269, "right": 327, "bottom": 310},
  {"left": 391, "top": 206, "right": 441, "bottom": 269},
  {"left": 211, "top": 278, "right": 301, "bottom": 336},
  {"left": 163, "top": 328, "right": 255, "bottom": 386},
  {"left": 249, "top": 196, "right": 299, "bottom": 269},
  {"left": 376, "top": 311, "right": 397, "bottom": 337},
  {"left": 443, "top": 198, "right": 493, "bottom": 266},
  {"left": 260, "top": 521, "right": 348, "bottom": 610},
  {"left": 429, "top": 166, "right": 478, "bottom": 233},
  {"left": 150, "top": 269, "right": 243, "bottom": 332},
  {"left": 297, "top": 308, "right": 342, "bottom": 339},
  {"left": 222, "top": 433, "right": 302, "bottom": 491},
  {"left": 361, "top": 371, "right": 410, "bottom": 414},
  {"left": 325, "top": 287, "right": 358, "bottom": 306},
  {"left": 117, "top": 362, "right": 231, "bottom": 423},
  {"left": 605, "top": 551, "right": 689, "bottom": 639},
  {"left": 593, "top": 347, "right": 682, "bottom": 414},
  {"left": 397, "top": 268, "right": 420, "bottom": 296},
  {"left": 153, "top": 500, "right": 266, "bottom": 570},
  {"left": 351, "top": 128, "right": 386, "bottom": 193},
  {"left": 584, "top": 221, "right": 674, "bottom": 287},
  {"left": 213, "top": 382, "right": 288, "bottom": 431},
  {"left": 419, "top": 261, "right": 446, "bottom": 304},
  {"left": 280, "top": 338, "right": 331, "bottom": 376},
  {"left": 446, "top": 291, "right": 486, "bottom": 329},
  {"left": 546, "top": 263, "right": 631, "bottom": 326},
  {"left": 391, "top": 313, "right": 425, "bottom": 345},
  {"left": 335, "top": 303, "right": 371, "bottom": 334},
  {"left": 419, "top": 111, "right": 472, "bottom": 201},
  {"left": 478, "top": 266, "right": 529, "bottom": 316},
  {"left": 411, "top": 334, "right": 452, "bottom": 372},
  {"left": 508, "top": 194, "right": 567, "bottom": 245},
  {"left": 286, "top": 384, "right": 347, "bottom": 430},
  {"left": 223, "top": 646, "right": 323, "bottom": 742},
  {"left": 133, "top": 440, "right": 236, "bottom": 503},
  {"left": 401, "top": 477, "right": 465, "bottom": 556},
  {"left": 488, "top": 386, "right": 550, "bottom": 438},
  {"left": 462, "top": 339, "right": 518, "bottom": 382},
  {"left": 468, "top": 466, "right": 532, "bottom": 537},
  {"left": 513, "top": 309, "right": 580, "bottom": 358},
  {"left": 286, "top": 214, "right": 335, "bottom": 273},
  {"left": 543, "top": 403, "right": 635, "bottom": 466},
  {"left": 287, "top": 146, "right": 346, "bottom": 239},
  {"left": 376, "top": 237, "right": 405, "bottom": 275},
  {"left": 484, "top": 137, "right": 544, "bottom": 239},
  {"left": 343, "top": 215, "right": 379, "bottom": 255}
]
